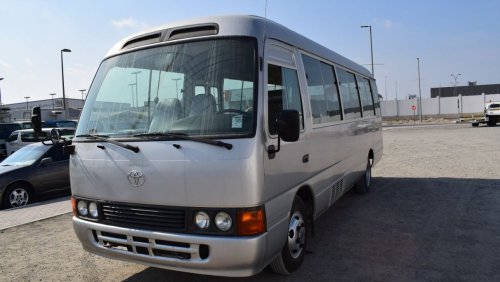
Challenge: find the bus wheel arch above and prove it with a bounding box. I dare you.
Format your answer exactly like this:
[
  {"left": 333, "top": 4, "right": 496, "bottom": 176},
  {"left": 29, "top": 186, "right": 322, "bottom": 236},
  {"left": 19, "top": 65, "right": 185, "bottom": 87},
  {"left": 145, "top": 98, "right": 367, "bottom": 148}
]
[
  {"left": 270, "top": 187, "right": 314, "bottom": 274},
  {"left": 270, "top": 194, "right": 310, "bottom": 275}
]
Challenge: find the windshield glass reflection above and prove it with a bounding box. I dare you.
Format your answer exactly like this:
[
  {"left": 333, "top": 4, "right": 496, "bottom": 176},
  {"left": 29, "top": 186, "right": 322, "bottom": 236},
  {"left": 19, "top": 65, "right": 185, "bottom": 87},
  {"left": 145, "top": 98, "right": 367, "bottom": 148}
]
[{"left": 77, "top": 38, "right": 257, "bottom": 139}]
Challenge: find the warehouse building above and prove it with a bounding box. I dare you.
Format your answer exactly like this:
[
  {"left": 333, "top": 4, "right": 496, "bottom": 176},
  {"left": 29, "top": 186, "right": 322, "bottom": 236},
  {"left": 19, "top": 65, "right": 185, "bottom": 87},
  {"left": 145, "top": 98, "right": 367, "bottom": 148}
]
[{"left": 431, "top": 83, "right": 500, "bottom": 98}]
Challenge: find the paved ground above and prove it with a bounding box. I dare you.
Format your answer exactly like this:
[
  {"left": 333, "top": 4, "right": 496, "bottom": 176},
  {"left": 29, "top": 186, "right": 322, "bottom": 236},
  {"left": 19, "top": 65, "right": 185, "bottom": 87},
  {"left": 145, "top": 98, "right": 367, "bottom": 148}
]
[
  {"left": 0, "top": 196, "right": 71, "bottom": 230},
  {"left": 1, "top": 123, "right": 499, "bottom": 281}
]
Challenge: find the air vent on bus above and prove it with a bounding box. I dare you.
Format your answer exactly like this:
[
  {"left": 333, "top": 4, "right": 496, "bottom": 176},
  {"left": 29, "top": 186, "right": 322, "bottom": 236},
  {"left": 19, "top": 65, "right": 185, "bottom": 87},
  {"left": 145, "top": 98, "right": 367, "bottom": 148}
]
[
  {"left": 122, "top": 32, "right": 164, "bottom": 50},
  {"left": 329, "top": 178, "right": 345, "bottom": 206},
  {"left": 167, "top": 24, "right": 219, "bottom": 41}
]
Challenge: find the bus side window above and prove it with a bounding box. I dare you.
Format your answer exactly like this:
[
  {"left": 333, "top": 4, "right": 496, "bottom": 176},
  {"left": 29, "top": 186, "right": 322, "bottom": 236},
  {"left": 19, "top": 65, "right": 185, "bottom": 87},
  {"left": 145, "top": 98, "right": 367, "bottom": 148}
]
[
  {"left": 302, "top": 54, "right": 342, "bottom": 123},
  {"left": 357, "top": 76, "right": 375, "bottom": 117},
  {"left": 267, "top": 64, "right": 304, "bottom": 135},
  {"left": 370, "top": 80, "right": 381, "bottom": 116},
  {"left": 337, "top": 68, "right": 362, "bottom": 120}
]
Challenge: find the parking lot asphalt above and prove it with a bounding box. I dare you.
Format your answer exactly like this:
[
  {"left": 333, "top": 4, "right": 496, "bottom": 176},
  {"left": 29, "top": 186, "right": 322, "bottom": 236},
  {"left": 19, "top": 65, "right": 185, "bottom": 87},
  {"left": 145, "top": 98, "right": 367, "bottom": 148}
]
[{"left": 0, "top": 196, "right": 71, "bottom": 230}]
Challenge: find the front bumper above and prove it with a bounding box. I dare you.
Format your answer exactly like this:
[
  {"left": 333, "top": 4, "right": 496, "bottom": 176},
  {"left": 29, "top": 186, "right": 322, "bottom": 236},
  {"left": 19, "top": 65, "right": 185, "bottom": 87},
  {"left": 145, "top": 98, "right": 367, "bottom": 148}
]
[{"left": 73, "top": 217, "right": 268, "bottom": 277}]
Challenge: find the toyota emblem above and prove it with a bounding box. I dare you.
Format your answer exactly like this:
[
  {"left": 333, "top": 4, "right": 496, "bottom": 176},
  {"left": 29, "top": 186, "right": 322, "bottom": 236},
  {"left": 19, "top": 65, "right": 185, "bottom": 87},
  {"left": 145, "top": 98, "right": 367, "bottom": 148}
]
[{"left": 127, "top": 170, "right": 145, "bottom": 187}]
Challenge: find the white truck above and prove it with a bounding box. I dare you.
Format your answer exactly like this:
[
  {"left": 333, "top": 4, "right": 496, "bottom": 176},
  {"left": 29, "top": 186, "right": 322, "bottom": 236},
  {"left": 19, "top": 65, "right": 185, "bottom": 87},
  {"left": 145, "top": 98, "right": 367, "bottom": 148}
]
[{"left": 472, "top": 102, "right": 500, "bottom": 127}]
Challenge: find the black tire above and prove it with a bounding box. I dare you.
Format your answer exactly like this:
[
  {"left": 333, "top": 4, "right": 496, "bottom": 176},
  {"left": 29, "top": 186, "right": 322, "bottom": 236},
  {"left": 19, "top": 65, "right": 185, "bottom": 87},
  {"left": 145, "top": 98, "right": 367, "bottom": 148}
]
[
  {"left": 487, "top": 120, "right": 496, "bottom": 127},
  {"left": 472, "top": 123, "right": 479, "bottom": 127},
  {"left": 3, "top": 183, "right": 32, "bottom": 209},
  {"left": 355, "top": 160, "right": 372, "bottom": 194},
  {"left": 270, "top": 196, "right": 308, "bottom": 275}
]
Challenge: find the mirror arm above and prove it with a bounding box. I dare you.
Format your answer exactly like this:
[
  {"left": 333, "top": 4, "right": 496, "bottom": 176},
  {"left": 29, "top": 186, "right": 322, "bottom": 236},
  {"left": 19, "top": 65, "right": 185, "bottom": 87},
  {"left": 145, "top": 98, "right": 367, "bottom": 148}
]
[
  {"left": 267, "top": 133, "right": 281, "bottom": 159},
  {"left": 275, "top": 134, "right": 281, "bottom": 153}
]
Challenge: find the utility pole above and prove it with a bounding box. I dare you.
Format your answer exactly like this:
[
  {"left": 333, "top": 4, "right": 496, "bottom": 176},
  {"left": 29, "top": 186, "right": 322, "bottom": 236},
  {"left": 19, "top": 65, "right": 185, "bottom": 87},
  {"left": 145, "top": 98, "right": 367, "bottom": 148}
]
[
  {"left": 361, "top": 25, "right": 374, "bottom": 76},
  {"left": 417, "top": 58, "right": 422, "bottom": 122}
]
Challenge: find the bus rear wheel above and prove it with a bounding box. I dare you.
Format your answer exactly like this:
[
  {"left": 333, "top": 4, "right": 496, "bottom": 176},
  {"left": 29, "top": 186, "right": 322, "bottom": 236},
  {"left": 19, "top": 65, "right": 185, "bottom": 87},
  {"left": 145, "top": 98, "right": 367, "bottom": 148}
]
[
  {"left": 355, "top": 160, "right": 372, "bottom": 194},
  {"left": 270, "top": 196, "right": 308, "bottom": 275}
]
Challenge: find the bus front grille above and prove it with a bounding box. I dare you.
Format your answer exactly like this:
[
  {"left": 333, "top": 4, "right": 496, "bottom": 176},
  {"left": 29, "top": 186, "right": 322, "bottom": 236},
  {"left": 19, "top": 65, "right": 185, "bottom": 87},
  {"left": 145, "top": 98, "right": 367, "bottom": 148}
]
[
  {"left": 92, "top": 230, "right": 209, "bottom": 261},
  {"left": 100, "top": 202, "right": 186, "bottom": 232}
]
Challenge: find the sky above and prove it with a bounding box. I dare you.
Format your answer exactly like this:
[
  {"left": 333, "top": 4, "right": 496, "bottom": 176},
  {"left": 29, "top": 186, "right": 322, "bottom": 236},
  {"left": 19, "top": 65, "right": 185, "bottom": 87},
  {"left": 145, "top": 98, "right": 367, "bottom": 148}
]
[{"left": 1, "top": 0, "right": 499, "bottom": 104}]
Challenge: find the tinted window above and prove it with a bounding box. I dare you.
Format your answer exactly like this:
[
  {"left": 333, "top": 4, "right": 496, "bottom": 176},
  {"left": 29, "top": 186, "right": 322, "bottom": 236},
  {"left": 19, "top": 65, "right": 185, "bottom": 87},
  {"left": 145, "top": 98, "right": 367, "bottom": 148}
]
[
  {"left": 6, "top": 133, "right": 18, "bottom": 142},
  {"left": 268, "top": 64, "right": 303, "bottom": 135},
  {"left": 302, "top": 54, "right": 342, "bottom": 124},
  {"left": 21, "top": 131, "right": 49, "bottom": 142},
  {"left": 370, "top": 80, "right": 381, "bottom": 116},
  {"left": 0, "top": 124, "right": 22, "bottom": 139},
  {"left": 337, "top": 68, "right": 362, "bottom": 119},
  {"left": 358, "top": 76, "right": 375, "bottom": 117},
  {"left": 47, "top": 144, "right": 68, "bottom": 162}
]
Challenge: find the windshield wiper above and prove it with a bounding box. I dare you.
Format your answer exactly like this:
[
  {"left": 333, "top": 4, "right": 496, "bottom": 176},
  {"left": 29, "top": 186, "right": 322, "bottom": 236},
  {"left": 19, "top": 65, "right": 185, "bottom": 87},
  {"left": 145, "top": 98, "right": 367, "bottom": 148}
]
[
  {"left": 76, "top": 134, "right": 140, "bottom": 153},
  {"left": 133, "top": 132, "right": 233, "bottom": 150}
]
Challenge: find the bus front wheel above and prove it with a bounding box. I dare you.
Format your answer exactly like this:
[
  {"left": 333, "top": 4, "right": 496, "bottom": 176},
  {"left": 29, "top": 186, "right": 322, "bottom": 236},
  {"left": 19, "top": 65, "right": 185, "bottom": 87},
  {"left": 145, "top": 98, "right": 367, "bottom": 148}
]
[{"left": 270, "top": 196, "right": 309, "bottom": 275}]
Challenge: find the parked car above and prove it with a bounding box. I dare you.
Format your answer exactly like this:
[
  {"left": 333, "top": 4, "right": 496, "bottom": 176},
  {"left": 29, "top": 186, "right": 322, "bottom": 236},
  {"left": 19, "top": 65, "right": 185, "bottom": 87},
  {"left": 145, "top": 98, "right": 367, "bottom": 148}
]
[
  {"left": 0, "top": 142, "right": 70, "bottom": 209},
  {"left": 5, "top": 128, "right": 75, "bottom": 156},
  {"left": 42, "top": 120, "right": 77, "bottom": 128},
  {"left": 0, "top": 123, "right": 23, "bottom": 157}
]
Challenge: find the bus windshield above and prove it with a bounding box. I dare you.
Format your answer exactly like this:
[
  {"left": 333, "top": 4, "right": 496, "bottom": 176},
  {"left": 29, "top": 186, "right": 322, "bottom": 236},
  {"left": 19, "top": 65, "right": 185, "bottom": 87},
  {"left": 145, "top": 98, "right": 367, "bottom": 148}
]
[{"left": 76, "top": 37, "right": 257, "bottom": 139}]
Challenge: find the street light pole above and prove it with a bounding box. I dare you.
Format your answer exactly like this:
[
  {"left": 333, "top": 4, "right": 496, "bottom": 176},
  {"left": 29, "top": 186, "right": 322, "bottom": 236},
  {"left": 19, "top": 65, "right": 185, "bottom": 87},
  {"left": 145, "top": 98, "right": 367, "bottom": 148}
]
[
  {"left": 417, "top": 58, "right": 422, "bottom": 122},
  {"left": 61, "top": 48, "right": 71, "bottom": 116},
  {"left": 128, "top": 83, "right": 136, "bottom": 107},
  {"left": 172, "top": 78, "right": 181, "bottom": 99},
  {"left": 131, "top": 71, "right": 141, "bottom": 108},
  {"left": 24, "top": 96, "right": 30, "bottom": 110},
  {"left": 78, "top": 89, "right": 86, "bottom": 107},
  {"left": 451, "top": 73, "right": 462, "bottom": 120},
  {"left": 0, "top": 77, "right": 3, "bottom": 105},
  {"left": 49, "top": 93, "right": 56, "bottom": 110},
  {"left": 361, "top": 25, "right": 374, "bottom": 76}
]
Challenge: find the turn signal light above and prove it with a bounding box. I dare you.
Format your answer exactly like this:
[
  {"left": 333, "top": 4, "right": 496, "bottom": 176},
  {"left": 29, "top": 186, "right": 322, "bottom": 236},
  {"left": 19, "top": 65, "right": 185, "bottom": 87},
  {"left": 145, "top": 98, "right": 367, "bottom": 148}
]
[
  {"left": 71, "top": 196, "right": 77, "bottom": 216},
  {"left": 237, "top": 207, "right": 266, "bottom": 236}
]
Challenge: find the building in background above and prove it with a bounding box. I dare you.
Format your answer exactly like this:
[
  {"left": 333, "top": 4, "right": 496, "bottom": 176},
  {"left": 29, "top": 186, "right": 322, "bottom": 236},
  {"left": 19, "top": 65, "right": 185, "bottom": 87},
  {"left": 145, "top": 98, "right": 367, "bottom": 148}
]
[
  {"left": 0, "top": 98, "right": 83, "bottom": 123},
  {"left": 431, "top": 83, "right": 500, "bottom": 98}
]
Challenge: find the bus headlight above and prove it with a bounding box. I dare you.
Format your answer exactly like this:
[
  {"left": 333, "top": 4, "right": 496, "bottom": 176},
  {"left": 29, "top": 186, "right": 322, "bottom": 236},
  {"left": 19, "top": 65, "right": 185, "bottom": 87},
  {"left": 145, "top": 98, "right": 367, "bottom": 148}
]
[
  {"left": 77, "top": 200, "right": 88, "bottom": 216},
  {"left": 88, "top": 202, "right": 99, "bottom": 218},
  {"left": 215, "top": 212, "right": 232, "bottom": 231},
  {"left": 194, "top": 211, "right": 210, "bottom": 229}
]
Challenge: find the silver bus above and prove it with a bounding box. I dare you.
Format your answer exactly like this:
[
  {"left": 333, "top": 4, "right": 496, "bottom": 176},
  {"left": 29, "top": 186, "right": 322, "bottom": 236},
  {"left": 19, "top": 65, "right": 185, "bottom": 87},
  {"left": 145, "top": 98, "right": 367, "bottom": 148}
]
[{"left": 70, "top": 15, "right": 383, "bottom": 277}]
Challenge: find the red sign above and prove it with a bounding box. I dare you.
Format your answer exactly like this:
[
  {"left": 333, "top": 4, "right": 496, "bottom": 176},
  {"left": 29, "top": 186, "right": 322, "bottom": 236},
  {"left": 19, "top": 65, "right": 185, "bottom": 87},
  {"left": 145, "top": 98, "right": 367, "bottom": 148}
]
[{"left": 411, "top": 105, "right": 416, "bottom": 111}]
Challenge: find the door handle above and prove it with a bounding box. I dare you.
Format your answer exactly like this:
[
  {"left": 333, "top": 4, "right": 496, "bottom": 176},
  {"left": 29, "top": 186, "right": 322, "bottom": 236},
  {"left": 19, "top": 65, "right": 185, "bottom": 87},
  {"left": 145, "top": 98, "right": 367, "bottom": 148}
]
[{"left": 302, "top": 154, "right": 309, "bottom": 163}]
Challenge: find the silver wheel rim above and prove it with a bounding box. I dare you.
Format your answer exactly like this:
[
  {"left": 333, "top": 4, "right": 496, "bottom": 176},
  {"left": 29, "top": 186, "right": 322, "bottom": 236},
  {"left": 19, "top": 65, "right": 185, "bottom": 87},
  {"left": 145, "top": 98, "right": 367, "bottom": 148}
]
[
  {"left": 9, "top": 188, "right": 29, "bottom": 208},
  {"left": 287, "top": 210, "right": 306, "bottom": 259}
]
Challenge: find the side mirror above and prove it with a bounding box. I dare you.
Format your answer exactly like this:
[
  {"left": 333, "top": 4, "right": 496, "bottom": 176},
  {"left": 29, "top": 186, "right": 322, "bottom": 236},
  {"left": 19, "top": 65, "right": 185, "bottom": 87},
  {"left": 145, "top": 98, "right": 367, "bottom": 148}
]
[
  {"left": 31, "top": 106, "right": 42, "bottom": 134},
  {"left": 276, "top": 110, "right": 300, "bottom": 142},
  {"left": 267, "top": 110, "right": 300, "bottom": 159},
  {"left": 40, "top": 157, "right": 53, "bottom": 166}
]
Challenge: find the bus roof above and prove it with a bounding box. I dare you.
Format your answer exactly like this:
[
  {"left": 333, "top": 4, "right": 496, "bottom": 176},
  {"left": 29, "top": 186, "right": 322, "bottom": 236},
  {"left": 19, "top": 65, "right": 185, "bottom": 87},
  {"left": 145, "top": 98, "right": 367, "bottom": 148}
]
[{"left": 105, "top": 15, "right": 372, "bottom": 79}]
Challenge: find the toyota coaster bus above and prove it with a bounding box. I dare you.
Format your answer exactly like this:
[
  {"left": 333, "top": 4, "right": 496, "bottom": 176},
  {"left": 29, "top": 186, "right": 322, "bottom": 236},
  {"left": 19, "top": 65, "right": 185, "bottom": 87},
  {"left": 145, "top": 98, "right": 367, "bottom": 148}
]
[{"left": 64, "top": 15, "right": 382, "bottom": 277}]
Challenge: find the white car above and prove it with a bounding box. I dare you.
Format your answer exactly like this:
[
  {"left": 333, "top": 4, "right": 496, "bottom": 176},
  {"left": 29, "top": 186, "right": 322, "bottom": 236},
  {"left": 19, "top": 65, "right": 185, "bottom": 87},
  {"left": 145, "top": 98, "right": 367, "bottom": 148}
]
[
  {"left": 484, "top": 102, "right": 500, "bottom": 126},
  {"left": 472, "top": 102, "right": 500, "bottom": 127},
  {"left": 5, "top": 128, "right": 75, "bottom": 156}
]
